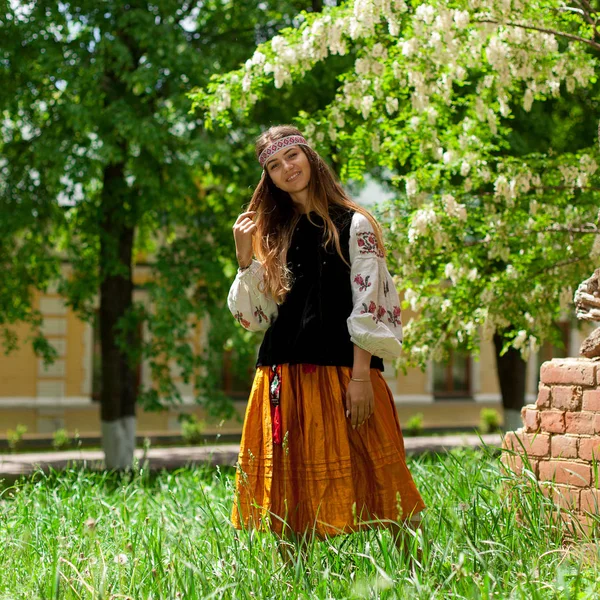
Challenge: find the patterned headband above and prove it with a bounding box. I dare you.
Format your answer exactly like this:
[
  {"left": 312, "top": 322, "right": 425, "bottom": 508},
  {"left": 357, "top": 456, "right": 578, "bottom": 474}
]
[{"left": 258, "top": 135, "right": 309, "bottom": 168}]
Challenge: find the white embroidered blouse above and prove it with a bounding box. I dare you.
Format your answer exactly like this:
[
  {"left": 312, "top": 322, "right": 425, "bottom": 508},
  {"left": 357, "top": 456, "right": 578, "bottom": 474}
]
[
  {"left": 227, "top": 211, "right": 403, "bottom": 362},
  {"left": 346, "top": 212, "right": 403, "bottom": 360}
]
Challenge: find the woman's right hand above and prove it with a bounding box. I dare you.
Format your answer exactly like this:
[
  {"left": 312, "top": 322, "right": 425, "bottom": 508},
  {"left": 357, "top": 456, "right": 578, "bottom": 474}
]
[{"left": 233, "top": 211, "right": 257, "bottom": 268}]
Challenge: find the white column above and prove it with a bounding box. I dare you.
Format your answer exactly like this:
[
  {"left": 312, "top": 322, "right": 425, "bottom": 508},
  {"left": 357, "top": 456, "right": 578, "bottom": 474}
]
[
  {"left": 526, "top": 351, "right": 538, "bottom": 404},
  {"left": 569, "top": 322, "right": 580, "bottom": 357}
]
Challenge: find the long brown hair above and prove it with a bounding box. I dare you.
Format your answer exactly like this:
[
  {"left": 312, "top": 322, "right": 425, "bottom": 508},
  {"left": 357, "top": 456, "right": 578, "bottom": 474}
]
[{"left": 248, "top": 124, "right": 386, "bottom": 304}]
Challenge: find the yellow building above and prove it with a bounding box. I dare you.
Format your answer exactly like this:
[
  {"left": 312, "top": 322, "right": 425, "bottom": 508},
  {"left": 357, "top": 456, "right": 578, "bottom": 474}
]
[{"left": 0, "top": 269, "right": 584, "bottom": 439}]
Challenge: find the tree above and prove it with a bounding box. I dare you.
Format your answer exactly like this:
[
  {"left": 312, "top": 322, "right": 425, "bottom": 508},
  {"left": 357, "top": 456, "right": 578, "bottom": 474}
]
[
  {"left": 0, "top": 0, "right": 340, "bottom": 468},
  {"left": 192, "top": 0, "right": 600, "bottom": 428}
]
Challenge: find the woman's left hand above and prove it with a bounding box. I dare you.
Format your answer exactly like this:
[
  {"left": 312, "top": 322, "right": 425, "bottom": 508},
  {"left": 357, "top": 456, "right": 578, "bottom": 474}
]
[{"left": 346, "top": 379, "right": 374, "bottom": 429}]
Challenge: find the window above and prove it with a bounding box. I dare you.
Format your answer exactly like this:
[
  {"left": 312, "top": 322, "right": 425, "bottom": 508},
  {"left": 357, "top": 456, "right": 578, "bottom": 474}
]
[{"left": 433, "top": 351, "right": 472, "bottom": 400}]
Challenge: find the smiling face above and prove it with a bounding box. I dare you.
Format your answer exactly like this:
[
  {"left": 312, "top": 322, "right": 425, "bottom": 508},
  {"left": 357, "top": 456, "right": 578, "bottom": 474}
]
[{"left": 265, "top": 145, "right": 312, "bottom": 197}]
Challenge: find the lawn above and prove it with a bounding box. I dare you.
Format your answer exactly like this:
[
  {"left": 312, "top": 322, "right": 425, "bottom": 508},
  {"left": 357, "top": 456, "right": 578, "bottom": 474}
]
[{"left": 1, "top": 447, "right": 599, "bottom": 599}]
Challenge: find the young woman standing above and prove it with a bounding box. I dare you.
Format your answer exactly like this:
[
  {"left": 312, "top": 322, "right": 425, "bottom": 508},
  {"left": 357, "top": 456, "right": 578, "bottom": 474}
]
[{"left": 228, "top": 125, "right": 425, "bottom": 550}]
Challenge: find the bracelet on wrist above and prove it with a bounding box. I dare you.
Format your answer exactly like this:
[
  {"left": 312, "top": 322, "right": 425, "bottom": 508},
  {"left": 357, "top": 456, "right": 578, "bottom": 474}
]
[{"left": 350, "top": 377, "right": 370, "bottom": 382}]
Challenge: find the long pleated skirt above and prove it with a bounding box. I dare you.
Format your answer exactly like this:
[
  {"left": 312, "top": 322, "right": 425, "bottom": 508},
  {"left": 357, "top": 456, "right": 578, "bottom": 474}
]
[{"left": 231, "top": 364, "right": 426, "bottom": 538}]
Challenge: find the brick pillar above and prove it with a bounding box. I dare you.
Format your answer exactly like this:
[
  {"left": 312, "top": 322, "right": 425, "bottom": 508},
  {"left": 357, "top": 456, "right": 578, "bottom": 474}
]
[{"left": 502, "top": 358, "right": 600, "bottom": 532}]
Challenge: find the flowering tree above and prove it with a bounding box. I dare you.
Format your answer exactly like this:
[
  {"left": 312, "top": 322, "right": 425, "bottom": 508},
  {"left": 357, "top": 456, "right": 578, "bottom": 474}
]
[{"left": 191, "top": 0, "right": 600, "bottom": 426}]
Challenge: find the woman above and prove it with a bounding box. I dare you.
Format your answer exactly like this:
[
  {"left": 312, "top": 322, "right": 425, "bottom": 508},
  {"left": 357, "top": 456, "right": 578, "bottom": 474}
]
[{"left": 228, "top": 124, "right": 425, "bottom": 549}]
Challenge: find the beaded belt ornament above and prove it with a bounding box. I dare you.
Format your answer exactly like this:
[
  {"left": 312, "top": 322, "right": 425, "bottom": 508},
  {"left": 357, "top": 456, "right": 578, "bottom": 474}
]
[
  {"left": 269, "top": 364, "right": 282, "bottom": 445},
  {"left": 258, "top": 135, "right": 309, "bottom": 168}
]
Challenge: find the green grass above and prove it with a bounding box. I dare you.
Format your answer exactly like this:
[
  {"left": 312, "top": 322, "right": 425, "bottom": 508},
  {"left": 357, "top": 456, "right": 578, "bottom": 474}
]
[{"left": 0, "top": 447, "right": 599, "bottom": 599}]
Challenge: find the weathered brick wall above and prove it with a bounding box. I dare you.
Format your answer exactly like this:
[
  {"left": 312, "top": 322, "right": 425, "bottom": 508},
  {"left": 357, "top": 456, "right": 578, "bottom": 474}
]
[{"left": 503, "top": 358, "right": 600, "bottom": 528}]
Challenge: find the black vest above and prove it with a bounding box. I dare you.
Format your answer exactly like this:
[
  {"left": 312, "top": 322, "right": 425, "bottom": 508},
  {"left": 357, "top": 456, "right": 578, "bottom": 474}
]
[{"left": 256, "top": 206, "right": 384, "bottom": 371}]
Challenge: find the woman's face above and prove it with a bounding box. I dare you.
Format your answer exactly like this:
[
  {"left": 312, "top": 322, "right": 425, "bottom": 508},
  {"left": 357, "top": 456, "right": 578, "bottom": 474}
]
[{"left": 264, "top": 145, "right": 311, "bottom": 196}]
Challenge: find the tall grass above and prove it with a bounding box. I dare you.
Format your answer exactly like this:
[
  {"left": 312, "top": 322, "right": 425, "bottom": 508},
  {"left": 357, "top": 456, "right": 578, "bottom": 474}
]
[{"left": 0, "top": 447, "right": 598, "bottom": 599}]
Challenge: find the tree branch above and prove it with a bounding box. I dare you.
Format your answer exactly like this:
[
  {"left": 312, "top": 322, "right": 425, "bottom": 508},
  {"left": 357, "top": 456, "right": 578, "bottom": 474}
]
[
  {"left": 463, "top": 226, "right": 598, "bottom": 247},
  {"left": 535, "top": 226, "right": 599, "bottom": 234},
  {"left": 570, "top": 0, "right": 600, "bottom": 37},
  {"left": 475, "top": 184, "right": 600, "bottom": 195},
  {"left": 532, "top": 255, "right": 589, "bottom": 276},
  {"left": 475, "top": 18, "right": 600, "bottom": 51},
  {"left": 568, "top": 0, "right": 595, "bottom": 26}
]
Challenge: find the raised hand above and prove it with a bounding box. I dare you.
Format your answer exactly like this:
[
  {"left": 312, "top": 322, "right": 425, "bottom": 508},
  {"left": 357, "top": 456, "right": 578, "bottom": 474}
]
[{"left": 232, "top": 211, "right": 257, "bottom": 268}]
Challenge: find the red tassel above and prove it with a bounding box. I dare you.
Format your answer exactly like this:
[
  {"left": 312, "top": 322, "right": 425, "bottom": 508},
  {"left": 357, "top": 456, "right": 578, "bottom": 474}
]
[{"left": 272, "top": 405, "right": 282, "bottom": 445}]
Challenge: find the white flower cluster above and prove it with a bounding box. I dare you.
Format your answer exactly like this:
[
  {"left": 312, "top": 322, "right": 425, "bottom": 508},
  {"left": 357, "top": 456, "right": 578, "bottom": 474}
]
[
  {"left": 512, "top": 329, "right": 539, "bottom": 359},
  {"left": 444, "top": 262, "right": 478, "bottom": 285},
  {"left": 200, "top": 0, "right": 599, "bottom": 165},
  {"left": 404, "top": 287, "right": 420, "bottom": 311},
  {"left": 405, "top": 176, "right": 418, "bottom": 197},
  {"left": 442, "top": 194, "right": 467, "bottom": 221},
  {"left": 407, "top": 205, "right": 437, "bottom": 243},
  {"left": 492, "top": 169, "right": 534, "bottom": 205}
]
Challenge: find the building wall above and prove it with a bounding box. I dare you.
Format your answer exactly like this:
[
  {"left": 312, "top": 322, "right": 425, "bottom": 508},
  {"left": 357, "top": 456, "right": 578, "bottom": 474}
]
[{"left": 0, "top": 279, "right": 590, "bottom": 437}]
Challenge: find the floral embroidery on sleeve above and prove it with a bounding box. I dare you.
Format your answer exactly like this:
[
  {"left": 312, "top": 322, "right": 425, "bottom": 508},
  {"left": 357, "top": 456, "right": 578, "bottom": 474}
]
[
  {"left": 234, "top": 311, "right": 251, "bottom": 328},
  {"left": 383, "top": 279, "right": 389, "bottom": 297},
  {"left": 356, "top": 231, "right": 384, "bottom": 258},
  {"left": 353, "top": 274, "right": 372, "bottom": 292},
  {"left": 253, "top": 305, "right": 269, "bottom": 324},
  {"left": 387, "top": 306, "right": 401, "bottom": 327},
  {"left": 360, "top": 301, "right": 387, "bottom": 324},
  {"left": 360, "top": 301, "right": 377, "bottom": 316}
]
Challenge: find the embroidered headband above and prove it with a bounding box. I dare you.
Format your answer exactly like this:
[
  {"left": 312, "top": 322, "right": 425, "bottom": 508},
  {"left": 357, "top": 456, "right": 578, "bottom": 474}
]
[{"left": 258, "top": 135, "right": 309, "bottom": 168}]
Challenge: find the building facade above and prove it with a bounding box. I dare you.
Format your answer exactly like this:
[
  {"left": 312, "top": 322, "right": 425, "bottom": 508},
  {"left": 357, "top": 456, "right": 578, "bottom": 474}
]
[{"left": 0, "top": 278, "right": 583, "bottom": 438}]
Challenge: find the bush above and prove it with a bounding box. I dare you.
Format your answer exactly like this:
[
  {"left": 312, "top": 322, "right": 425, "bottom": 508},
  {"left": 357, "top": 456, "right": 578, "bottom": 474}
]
[
  {"left": 7, "top": 424, "right": 28, "bottom": 452},
  {"left": 52, "top": 428, "right": 71, "bottom": 451},
  {"left": 405, "top": 413, "right": 424, "bottom": 437},
  {"left": 181, "top": 415, "right": 205, "bottom": 445},
  {"left": 479, "top": 408, "right": 501, "bottom": 433}
]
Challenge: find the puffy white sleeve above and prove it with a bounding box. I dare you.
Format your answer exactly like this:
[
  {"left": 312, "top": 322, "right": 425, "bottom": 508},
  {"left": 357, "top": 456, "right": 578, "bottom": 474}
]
[
  {"left": 346, "top": 212, "right": 403, "bottom": 361},
  {"left": 227, "top": 260, "right": 278, "bottom": 332}
]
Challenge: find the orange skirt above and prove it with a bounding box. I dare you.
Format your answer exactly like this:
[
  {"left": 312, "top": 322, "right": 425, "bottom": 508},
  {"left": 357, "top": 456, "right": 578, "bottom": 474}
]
[{"left": 231, "top": 364, "right": 426, "bottom": 538}]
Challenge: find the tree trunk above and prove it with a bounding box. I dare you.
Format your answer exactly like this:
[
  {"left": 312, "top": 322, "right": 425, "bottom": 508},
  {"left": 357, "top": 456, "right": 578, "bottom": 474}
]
[
  {"left": 311, "top": 0, "right": 323, "bottom": 11},
  {"left": 99, "top": 161, "right": 137, "bottom": 470},
  {"left": 493, "top": 333, "right": 527, "bottom": 432}
]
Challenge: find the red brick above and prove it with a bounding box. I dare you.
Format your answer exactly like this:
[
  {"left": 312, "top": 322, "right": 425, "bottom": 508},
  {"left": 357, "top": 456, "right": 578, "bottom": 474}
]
[
  {"left": 540, "top": 483, "right": 581, "bottom": 511},
  {"left": 583, "top": 390, "right": 600, "bottom": 412},
  {"left": 551, "top": 435, "right": 579, "bottom": 459},
  {"left": 504, "top": 431, "right": 550, "bottom": 457},
  {"left": 573, "top": 513, "right": 599, "bottom": 541},
  {"left": 566, "top": 412, "right": 596, "bottom": 435},
  {"left": 502, "top": 431, "right": 517, "bottom": 448},
  {"left": 581, "top": 488, "right": 600, "bottom": 514},
  {"left": 522, "top": 406, "right": 541, "bottom": 433},
  {"left": 536, "top": 385, "right": 551, "bottom": 409},
  {"left": 595, "top": 414, "right": 600, "bottom": 434},
  {"left": 538, "top": 460, "right": 591, "bottom": 487},
  {"left": 578, "top": 436, "right": 600, "bottom": 461},
  {"left": 500, "top": 450, "right": 523, "bottom": 475},
  {"left": 555, "top": 511, "right": 595, "bottom": 539},
  {"left": 540, "top": 410, "right": 566, "bottom": 434},
  {"left": 501, "top": 451, "right": 538, "bottom": 476},
  {"left": 551, "top": 386, "right": 583, "bottom": 411},
  {"left": 540, "top": 359, "right": 597, "bottom": 387}
]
